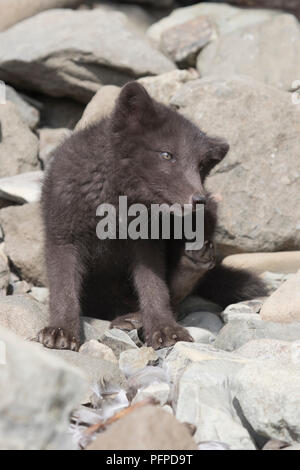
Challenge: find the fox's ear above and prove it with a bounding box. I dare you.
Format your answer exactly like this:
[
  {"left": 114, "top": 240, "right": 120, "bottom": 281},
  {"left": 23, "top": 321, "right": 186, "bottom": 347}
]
[
  {"left": 112, "top": 82, "right": 156, "bottom": 131},
  {"left": 201, "top": 137, "right": 230, "bottom": 177}
]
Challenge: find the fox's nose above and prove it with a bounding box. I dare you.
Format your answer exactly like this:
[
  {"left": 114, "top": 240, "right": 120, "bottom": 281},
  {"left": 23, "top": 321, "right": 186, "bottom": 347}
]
[{"left": 192, "top": 194, "right": 206, "bottom": 206}]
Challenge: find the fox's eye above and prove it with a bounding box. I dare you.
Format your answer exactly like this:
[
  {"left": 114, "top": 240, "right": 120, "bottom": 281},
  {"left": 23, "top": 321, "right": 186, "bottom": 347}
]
[{"left": 160, "top": 151, "right": 173, "bottom": 161}]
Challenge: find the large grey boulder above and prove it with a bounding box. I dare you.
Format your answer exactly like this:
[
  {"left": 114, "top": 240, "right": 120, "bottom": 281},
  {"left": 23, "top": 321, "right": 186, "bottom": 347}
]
[
  {"left": 0, "top": 102, "right": 39, "bottom": 178},
  {"left": 0, "top": 9, "right": 175, "bottom": 103},
  {"left": 0, "top": 203, "right": 46, "bottom": 286},
  {"left": 0, "top": 0, "right": 81, "bottom": 31},
  {"left": 171, "top": 76, "right": 300, "bottom": 253},
  {"left": 197, "top": 14, "right": 300, "bottom": 91},
  {"left": 0, "top": 326, "right": 87, "bottom": 450}
]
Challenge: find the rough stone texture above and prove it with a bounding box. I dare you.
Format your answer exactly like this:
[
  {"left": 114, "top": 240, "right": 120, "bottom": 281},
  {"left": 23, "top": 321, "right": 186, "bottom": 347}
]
[
  {"left": 0, "top": 0, "right": 81, "bottom": 31},
  {"left": 87, "top": 405, "right": 198, "bottom": 450},
  {"left": 0, "top": 102, "right": 39, "bottom": 177},
  {"left": 38, "top": 128, "right": 72, "bottom": 168},
  {"left": 197, "top": 14, "right": 300, "bottom": 91},
  {"left": 222, "top": 251, "right": 300, "bottom": 274},
  {"left": 176, "top": 361, "right": 255, "bottom": 450},
  {"left": 0, "top": 9, "right": 175, "bottom": 103},
  {"left": 233, "top": 362, "right": 300, "bottom": 443},
  {"left": 171, "top": 76, "right": 300, "bottom": 253},
  {"left": 79, "top": 340, "right": 118, "bottom": 364},
  {"left": 214, "top": 318, "right": 300, "bottom": 351},
  {"left": 119, "top": 347, "right": 158, "bottom": 376},
  {"left": 0, "top": 295, "right": 48, "bottom": 339},
  {"left": 260, "top": 270, "right": 300, "bottom": 322},
  {"left": 132, "top": 382, "right": 170, "bottom": 406},
  {"left": 75, "top": 86, "right": 120, "bottom": 131},
  {"left": 185, "top": 326, "right": 216, "bottom": 344},
  {"left": 180, "top": 311, "right": 224, "bottom": 333},
  {"left": 236, "top": 339, "right": 300, "bottom": 366},
  {"left": 228, "top": 0, "right": 300, "bottom": 18},
  {"left": 0, "top": 245, "right": 10, "bottom": 295},
  {"left": 29, "top": 287, "right": 49, "bottom": 304},
  {"left": 81, "top": 317, "right": 110, "bottom": 343},
  {"left": 0, "top": 326, "right": 87, "bottom": 450},
  {"left": 0, "top": 171, "right": 43, "bottom": 205},
  {"left": 100, "top": 329, "right": 138, "bottom": 359},
  {"left": 160, "top": 16, "right": 214, "bottom": 67},
  {"left": 6, "top": 85, "right": 40, "bottom": 129},
  {"left": 147, "top": 2, "right": 277, "bottom": 45},
  {"left": 221, "top": 299, "right": 264, "bottom": 323},
  {"left": 0, "top": 203, "right": 46, "bottom": 286}
]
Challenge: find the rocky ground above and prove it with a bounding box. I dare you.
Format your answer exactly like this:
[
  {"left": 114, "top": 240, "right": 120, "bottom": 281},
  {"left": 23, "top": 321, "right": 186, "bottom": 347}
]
[{"left": 0, "top": 0, "right": 300, "bottom": 451}]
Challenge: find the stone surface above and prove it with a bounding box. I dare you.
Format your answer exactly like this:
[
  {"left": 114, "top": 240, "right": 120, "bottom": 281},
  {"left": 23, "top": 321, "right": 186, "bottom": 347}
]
[
  {"left": 0, "top": 102, "right": 39, "bottom": 177},
  {"left": 0, "top": 171, "right": 43, "bottom": 205},
  {"left": 79, "top": 340, "right": 117, "bottom": 364},
  {"left": 75, "top": 86, "right": 120, "bottom": 131},
  {"left": 236, "top": 339, "right": 300, "bottom": 366},
  {"left": 186, "top": 326, "right": 216, "bottom": 344},
  {"left": 197, "top": 14, "right": 300, "bottom": 91},
  {"left": 119, "top": 347, "right": 158, "bottom": 376},
  {"left": 29, "top": 287, "right": 49, "bottom": 304},
  {"left": 228, "top": 0, "right": 300, "bottom": 19},
  {"left": 0, "top": 295, "right": 48, "bottom": 339},
  {"left": 100, "top": 329, "right": 138, "bottom": 359},
  {"left": 261, "top": 271, "right": 294, "bottom": 293},
  {"left": 87, "top": 405, "right": 198, "bottom": 450},
  {"left": 0, "top": 9, "right": 175, "bottom": 102},
  {"left": 38, "top": 128, "right": 72, "bottom": 168},
  {"left": 132, "top": 382, "right": 170, "bottom": 406},
  {"left": 127, "top": 366, "right": 169, "bottom": 402},
  {"left": 260, "top": 270, "right": 300, "bottom": 323},
  {"left": 179, "top": 311, "right": 224, "bottom": 333},
  {"left": 176, "top": 361, "right": 255, "bottom": 450},
  {"left": 221, "top": 299, "right": 264, "bottom": 323},
  {"left": 6, "top": 85, "right": 40, "bottom": 129},
  {"left": 222, "top": 251, "right": 300, "bottom": 275},
  {"left": 0, "top": 202, "right": 46, "bottom": 286},
  {"left": 160, "top": 16, "right": 214, "bottom": 67},
  {"left": 81, "top": 317, "right": 110, "bottom": 343},
  {"left": 0, "top": 326, "right": 87, "bottom": 450},
  {"left": 171, "top": 76, "right": 300, "bottom": 253},
  {"left": 214, "top": 318, "right": 300, "bottom": 351},
  {"left": 0, "top": 0, "right": 81, "bottom": 31},
  {"left": 233, "top": 362, "right": 300, "bottom": 443}
]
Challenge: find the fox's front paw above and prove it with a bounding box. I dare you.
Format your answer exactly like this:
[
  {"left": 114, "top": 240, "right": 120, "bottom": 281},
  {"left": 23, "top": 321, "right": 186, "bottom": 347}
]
[
  {"left": 37, "top": 327, "right": 80, "bottom": 351},
  {"left": 146, "top": 323, "right": 193, "bottom": 350}
]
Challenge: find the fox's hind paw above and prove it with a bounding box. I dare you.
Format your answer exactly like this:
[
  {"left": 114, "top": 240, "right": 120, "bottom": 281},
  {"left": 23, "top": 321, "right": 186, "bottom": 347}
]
[
  {"left": 146, "top": 322, "right": 193, "bottom": 350},
  {"left": 37, "top": 327, "right": 80, "bottom": 351}
]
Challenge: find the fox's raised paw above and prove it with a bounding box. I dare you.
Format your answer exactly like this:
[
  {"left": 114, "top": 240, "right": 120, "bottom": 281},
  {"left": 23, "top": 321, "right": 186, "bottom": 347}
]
[
  {"left": 146, "top": 323, "right": 193, "bottom": 350},
  {"left": 37, "top": 327, "right": 79, "bottom": 351}
]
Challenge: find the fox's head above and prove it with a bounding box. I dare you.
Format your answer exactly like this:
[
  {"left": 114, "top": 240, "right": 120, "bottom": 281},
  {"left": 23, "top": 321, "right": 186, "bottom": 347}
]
[{"left": 110, "top": 82, "right": 229, "bottom": 209}]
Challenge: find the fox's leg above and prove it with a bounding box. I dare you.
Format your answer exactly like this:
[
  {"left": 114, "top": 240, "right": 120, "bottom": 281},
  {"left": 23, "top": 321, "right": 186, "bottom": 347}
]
[
  {"left": 169, "top": 240, "right": 216, "bottom": 307},
  {"left": 131, "top": 241, "right": 193, "bottom": 350},
  {"left": 37, "top": 243, "right": 83, "bottom": 351}
]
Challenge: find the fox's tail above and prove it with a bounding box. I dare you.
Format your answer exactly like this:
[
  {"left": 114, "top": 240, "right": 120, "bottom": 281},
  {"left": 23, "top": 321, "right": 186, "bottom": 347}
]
[{"left": 194, "top": 264, "right": 268, "bottom": 309}]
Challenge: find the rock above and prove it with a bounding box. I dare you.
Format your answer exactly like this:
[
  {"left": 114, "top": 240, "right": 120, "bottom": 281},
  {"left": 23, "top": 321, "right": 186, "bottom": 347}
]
[
  {"left": 228, "top": 0, "right": 300, "bottom": 19},
  {"left": 198, "top": 441, "right": 230, "bottom": 450},
  {"left": 100, "top": 329, "right": 138, "bottom": 359},
  {"left": 0, "top": 295, "right": 48, "bottom": 339},
  {"left": 0, "top": 102, "right": 39, "bottom": 177},
  {"left": 75, "top": 86, "right": 120, "bottom": 131},
  {"left": 44, "top": 348, "right": 127, "bottom": 404},
  {"left": 179, "top": 311, "right": 224, "bottom": 333},
  {"left": 127, "top": 366, "right": 169, "bottom": 401},
  {"left": 0, "top": 171, "right": 43, "bottom": 205},
  {"left": 0, "top": 202, "right": 46, "bottom": 286},
  {"left": 87, "top": 405, "right": 198, "bottom": 450},
  {"left": 221, "top": 299, "right": 264, "bottom": 323},
  {"left": 147, "top": 2, "right": 276, "bottom": 46},
  {"left": 176, "top": 362, "right": 255, "bottom": 450},
  {"left": 119, "top": 347, "right": 158, "bottom": 376},
  {"left": 171, "top": 76, "right": 300, "bottom": 253},
  {"left": 29, "top": 287, "right": 49, "bottom": 304},
  {"left": 185, "top": 326, "right": 216, "bottom": 344},
  {"left": 160, "top": 16, "right": 214, "bottom": 67},
  {"left": 214, "top": 318, "right": 300, "bottom": 351},
  {"left": 233, "top": 362, "right": 300, "bottom": 443},
  {"left": 81, "top": 317, "right": 110, "bottom": 343},
  {"left": 12, "top": 279, "right": 31, "bottom": 296},
  {"left": 283, "top": 444, "right": 300, "bottom": 450},
  {"left": 79, "top": 340, "right": 117, "bottom": 364},
  {"left": 222, "top": 252, "right": 300, "bottom": 275},
  {"left": 262, "top": 439, "right": 289, "bottom": 450},
  {"left": 0, "top": 0, "right": 82, "bottom": 31},
  {"left": 261, "top": 271, "right": 294, "bottom": 293},
  {"left": 260, "top": 270, "right": 300, "bottom": 323},
  {"left": 0, "top": 9, "right": 175, "bottom": 103},
  {"left": 197, "top": 14, "right": 300, "bottom": 91},
  {"left": 132, "top": 382, "right": 170, "bottom": 406},
  {"left": 38, "top": 128, "right": 72, "bottom": 168},
  {"left": 0, "top": 245, "right": 9, "bottom": 295},
  {"left": 6, "top": 85, "right": 40, "bottom": 129},
  {"left": 0, "top": 326, "right": 87, "bottom": 450},
  {"left": 236, "top": 339, "right": 300, "bottom": 366}
]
